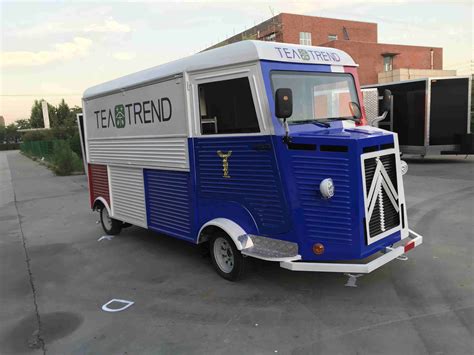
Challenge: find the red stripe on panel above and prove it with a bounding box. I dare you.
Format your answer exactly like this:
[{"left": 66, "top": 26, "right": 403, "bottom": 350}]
[{"left": 88, "top": 164, "right": 110, "bottom": 208}]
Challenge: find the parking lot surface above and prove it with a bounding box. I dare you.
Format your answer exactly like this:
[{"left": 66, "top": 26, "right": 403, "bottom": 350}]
[{"left": 0, "top": 150, "right": 473, "bottom": 355}]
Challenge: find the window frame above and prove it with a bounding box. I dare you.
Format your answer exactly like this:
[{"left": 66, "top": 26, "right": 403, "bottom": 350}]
[
  {"left": 328, "top": 34, "right": 338, "bottom": 41},
  {"left": 270, "top": 70, "right": 361, "bottom": 122},
  {"left": 189, "top": 66, "right": 268, "bottom": 137},
  {"left": 383, "top": 55, "right": 394, "bottom": 72},
  {"left": 299, "top": 32, "right": 312, "bottom": 46}
]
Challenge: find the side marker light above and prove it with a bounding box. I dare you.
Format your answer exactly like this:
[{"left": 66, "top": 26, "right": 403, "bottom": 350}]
[{"left": 313, "top": 243, "right": 325, "bottom": 255}]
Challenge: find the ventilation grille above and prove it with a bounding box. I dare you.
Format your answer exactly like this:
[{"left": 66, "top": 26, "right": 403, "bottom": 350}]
[
  {"left": 109, "top": 166, "right": 147, "bottom": 227},
  {"left": 88, "top": 164, "right": 110, "bottom": 206},
  {"left": 363, "top": 153, "right": 400, "bottom": 240},
  {"left": 292, "top": 155, "right": 353, "bottom": 243},
  {"left": 88, "top": 136, "right": 189, "bottom": 171},
  {"left": 144, "top": 169, "right": 193, "bottom": 240}
]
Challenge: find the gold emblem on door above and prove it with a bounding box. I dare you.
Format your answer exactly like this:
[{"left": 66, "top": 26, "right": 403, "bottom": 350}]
[{"left": 217, "top": 151, "right": 232, "bottom": 178}]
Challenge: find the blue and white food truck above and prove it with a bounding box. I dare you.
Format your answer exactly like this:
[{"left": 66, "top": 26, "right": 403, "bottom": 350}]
[{"left": 82, "top": 41, "right": 422, "bottom": 280}]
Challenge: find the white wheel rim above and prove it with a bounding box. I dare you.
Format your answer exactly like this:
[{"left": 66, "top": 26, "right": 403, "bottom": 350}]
[
  {"left": 213, "top": 237, "right": 234, "bottom": 273},
  {"left": 101, "top": 208, "right": 112, "bottom": 231}
]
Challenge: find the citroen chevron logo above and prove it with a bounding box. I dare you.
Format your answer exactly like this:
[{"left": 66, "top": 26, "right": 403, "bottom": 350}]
[{"left": 367, "top": 157, "right": 399, "bottom": 232}]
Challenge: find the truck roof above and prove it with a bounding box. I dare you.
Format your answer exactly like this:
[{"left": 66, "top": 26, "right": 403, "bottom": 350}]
[{"left": 83, "top": 40, "right": 357, "bottom": 99}]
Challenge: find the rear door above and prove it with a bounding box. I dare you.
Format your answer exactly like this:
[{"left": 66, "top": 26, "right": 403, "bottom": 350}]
[{"left": 76, "top": 113, "right": 88, "bottom": 175}]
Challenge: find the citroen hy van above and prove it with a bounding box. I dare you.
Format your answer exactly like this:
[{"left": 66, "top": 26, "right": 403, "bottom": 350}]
[{"left": 81, "top": 40, "right": 422, "bottom": 280}]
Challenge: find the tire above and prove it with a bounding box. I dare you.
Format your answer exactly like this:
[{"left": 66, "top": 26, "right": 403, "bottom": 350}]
[
  {"left": 99, "top": 205, "right": 122, "bottom": 235},
  {"left": 210, "top": 232, "right": 244, "bottom": 281}
]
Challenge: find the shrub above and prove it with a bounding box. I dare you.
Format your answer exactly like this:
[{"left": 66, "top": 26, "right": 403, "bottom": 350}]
[
  {"left": 22, "top": 130, "right": 53, "bottom": 142},
  {"left": 51, "top": 140, "right": 83, "bottom": 175},
  {"left": 51, "top": 126, "right": 77, "bottom": 140},
  {"left": 0, "top": 143, "right": 20, "bottom": 151},
  {"left": 68, "top": 131, "right": 83, "bottom": 158}
]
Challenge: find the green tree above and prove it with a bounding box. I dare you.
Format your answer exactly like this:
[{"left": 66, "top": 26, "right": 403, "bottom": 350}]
[
  {"left": 5, "top": 124, "right": 18, "bottom": 143},
  {"left": 15, "top": 119, "right": 31, "bottom": 130},
  {"left": 29, "top": 100, "right": 57, "bottom": 128},
  {"left": 0, "top": 125, "right": 5, "bottom": 143},
  {"left": 71, "top": 105, "right": 82, "bottom": 115},
  {"left": 30, "top": 100, "right": 44, "bottom": 128},
  {"left": 55, "top": 99, "right": 71, "bottom": 127},
  {"left": 69, "top": 105, "right": 82, "bottom": 126}
]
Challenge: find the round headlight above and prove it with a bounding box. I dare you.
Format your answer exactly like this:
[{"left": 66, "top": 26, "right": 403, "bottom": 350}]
[
  {"left": 400, "top": 160, "right": 408, "bottom": 176},
  {"left": 320, "top": 178, "right": 334, "bottom": 199}
]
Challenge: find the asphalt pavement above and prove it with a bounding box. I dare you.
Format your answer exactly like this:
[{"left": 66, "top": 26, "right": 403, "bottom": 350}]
[{"left": 0, "top": 150, "right": 473, "bottom": 355}]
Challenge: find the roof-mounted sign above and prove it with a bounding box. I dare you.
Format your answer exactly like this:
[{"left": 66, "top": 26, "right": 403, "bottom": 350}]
[{"left": 255, "top": 42, "right": 357, "bottom": 67}]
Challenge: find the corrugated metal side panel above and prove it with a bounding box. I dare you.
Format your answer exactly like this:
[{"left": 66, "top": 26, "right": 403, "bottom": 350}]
[
  {"left": 88, "top": 164, "right": 110, "bottom": 206},
  {"left": 195, "top": 136, "right": 290, "bottom": 235},
  {"left": 144, "top": 169, "right": 193, "bottom": 240},
  {"left": 88, "top": 137, "right": 189, "bottom": 171},
  {"left": 292, "top": 155, "right": 353, "bottom": 244},
  {"left": 362, "top": 88, "right": 379, "bottom": 126},
  {"left": 109, "top": 166, "right": 147, "bottom": 227}
]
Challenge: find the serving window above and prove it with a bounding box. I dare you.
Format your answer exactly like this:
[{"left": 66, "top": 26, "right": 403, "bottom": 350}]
[{"left": 198, "top": 77, "right": 260, "bottom": 135}]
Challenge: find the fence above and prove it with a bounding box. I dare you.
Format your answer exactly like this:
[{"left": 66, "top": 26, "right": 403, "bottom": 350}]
[{"left": 21, "top": 140, "right": 57, "bottom": 161}]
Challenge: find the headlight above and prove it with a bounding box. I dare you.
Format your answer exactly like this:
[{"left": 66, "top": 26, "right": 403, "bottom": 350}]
[
  {"left": 320, "top": 178, "right": 335, "bottom": 199},
  {"left": 400, "top": 160, "right": 408, "bottom": 175}
]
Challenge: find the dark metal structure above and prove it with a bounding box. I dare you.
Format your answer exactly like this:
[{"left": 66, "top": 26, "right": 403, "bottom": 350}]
[{"left": 363, "top": 76, "right": 472, "bottom": 156}]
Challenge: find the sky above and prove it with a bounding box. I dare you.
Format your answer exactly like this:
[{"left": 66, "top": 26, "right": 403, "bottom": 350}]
[{"left": 1, "top": 0, "right": 472, "bottom": 124}]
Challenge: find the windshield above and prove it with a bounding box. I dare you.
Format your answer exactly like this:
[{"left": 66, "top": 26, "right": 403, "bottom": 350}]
[{"left": 271, "top": 71, "right": 361, "bottom": 123}]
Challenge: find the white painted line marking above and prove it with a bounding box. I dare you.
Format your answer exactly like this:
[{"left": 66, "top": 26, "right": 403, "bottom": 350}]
[
  {"left": 97, "top": 235, "right": 114, "bottom": 242},
  {"left": 101, "top": 299, "right": 134, "bottom": 312}
]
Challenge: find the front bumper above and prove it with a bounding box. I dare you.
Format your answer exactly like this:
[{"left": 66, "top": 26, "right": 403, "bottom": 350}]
[{"left": 280, "top": 229, "right": 423, "bottom": 273}]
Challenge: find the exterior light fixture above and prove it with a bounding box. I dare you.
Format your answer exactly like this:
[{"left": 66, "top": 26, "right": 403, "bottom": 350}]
[
  {"left": 320, "top": 178, "right": 335, "bottom": 199},
  {"left": 400, "top": 160, "right": 408, "bottom": 176},
  {"left": 313, "top": 243, "right": 325, "bottom": 255}
]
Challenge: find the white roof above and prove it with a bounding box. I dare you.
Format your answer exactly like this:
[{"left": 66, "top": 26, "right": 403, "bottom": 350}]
[{"left": 83, "top": 40, "right": 357, "bottom": 99}]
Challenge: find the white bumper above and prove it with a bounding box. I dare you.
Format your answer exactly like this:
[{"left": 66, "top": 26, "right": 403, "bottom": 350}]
[{"left": 280, "top": 229, "right": 423, "bottom": 274}]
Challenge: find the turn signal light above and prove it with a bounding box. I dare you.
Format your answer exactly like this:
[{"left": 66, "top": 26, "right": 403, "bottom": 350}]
[{"left": 313, "top": 243, "right": 325, "bottom": 255}]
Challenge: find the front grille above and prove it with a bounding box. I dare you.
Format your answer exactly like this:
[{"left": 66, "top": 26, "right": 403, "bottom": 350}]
[
  {"left": 292, "top": 154, "right": 353, "bottom": 244},
  {"left": 363, "top": 152, "right": 400, "bottom": 242}
]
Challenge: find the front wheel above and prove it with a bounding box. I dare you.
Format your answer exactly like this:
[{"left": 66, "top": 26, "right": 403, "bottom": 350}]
[
  {"left": 99, "top": 205, "right": 122, "bottom": 235},
  {"left": 210, "top": 233, "right": 244, "bottom": 281}
]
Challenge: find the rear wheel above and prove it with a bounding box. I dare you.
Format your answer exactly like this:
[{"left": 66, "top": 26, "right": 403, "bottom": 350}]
[
  {"left": 210, "top": 232, "right": 244, "bottom": 281},
  {"left": 99, "top": 205, "right": 122, "bottom": 235}
]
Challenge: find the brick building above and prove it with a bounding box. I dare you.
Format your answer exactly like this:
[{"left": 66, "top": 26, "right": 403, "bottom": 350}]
[{"left": 207, "top": 13, "right": 453, "bottom": 85}]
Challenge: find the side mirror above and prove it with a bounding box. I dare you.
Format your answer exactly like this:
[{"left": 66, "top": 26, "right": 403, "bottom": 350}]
[
  {"left": 275, "top": 88, "right": 293, "bottom": 119},
  {"left": 381, "top": 89, "right": 392, "bottom": 112},
  {"left": 349, "top": 101, "right": 362, "bottom": 120}
]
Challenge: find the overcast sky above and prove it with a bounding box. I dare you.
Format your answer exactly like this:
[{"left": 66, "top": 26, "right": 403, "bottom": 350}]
[{"left": 1, "top": 0, "right": 472, "bottom": 123}]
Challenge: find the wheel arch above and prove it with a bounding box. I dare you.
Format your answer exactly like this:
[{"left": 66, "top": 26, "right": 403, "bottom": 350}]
[
  {"left": 197, "top": 218, "right": 251, "bottom": 251},
  {"left": 93, "top": 197, "right": 111, "bottom": 216}
]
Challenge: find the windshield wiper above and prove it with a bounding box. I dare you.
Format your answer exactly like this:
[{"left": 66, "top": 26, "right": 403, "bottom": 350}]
[{"left": 290, "top": 119, "right": 330, "bottom": 128}]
